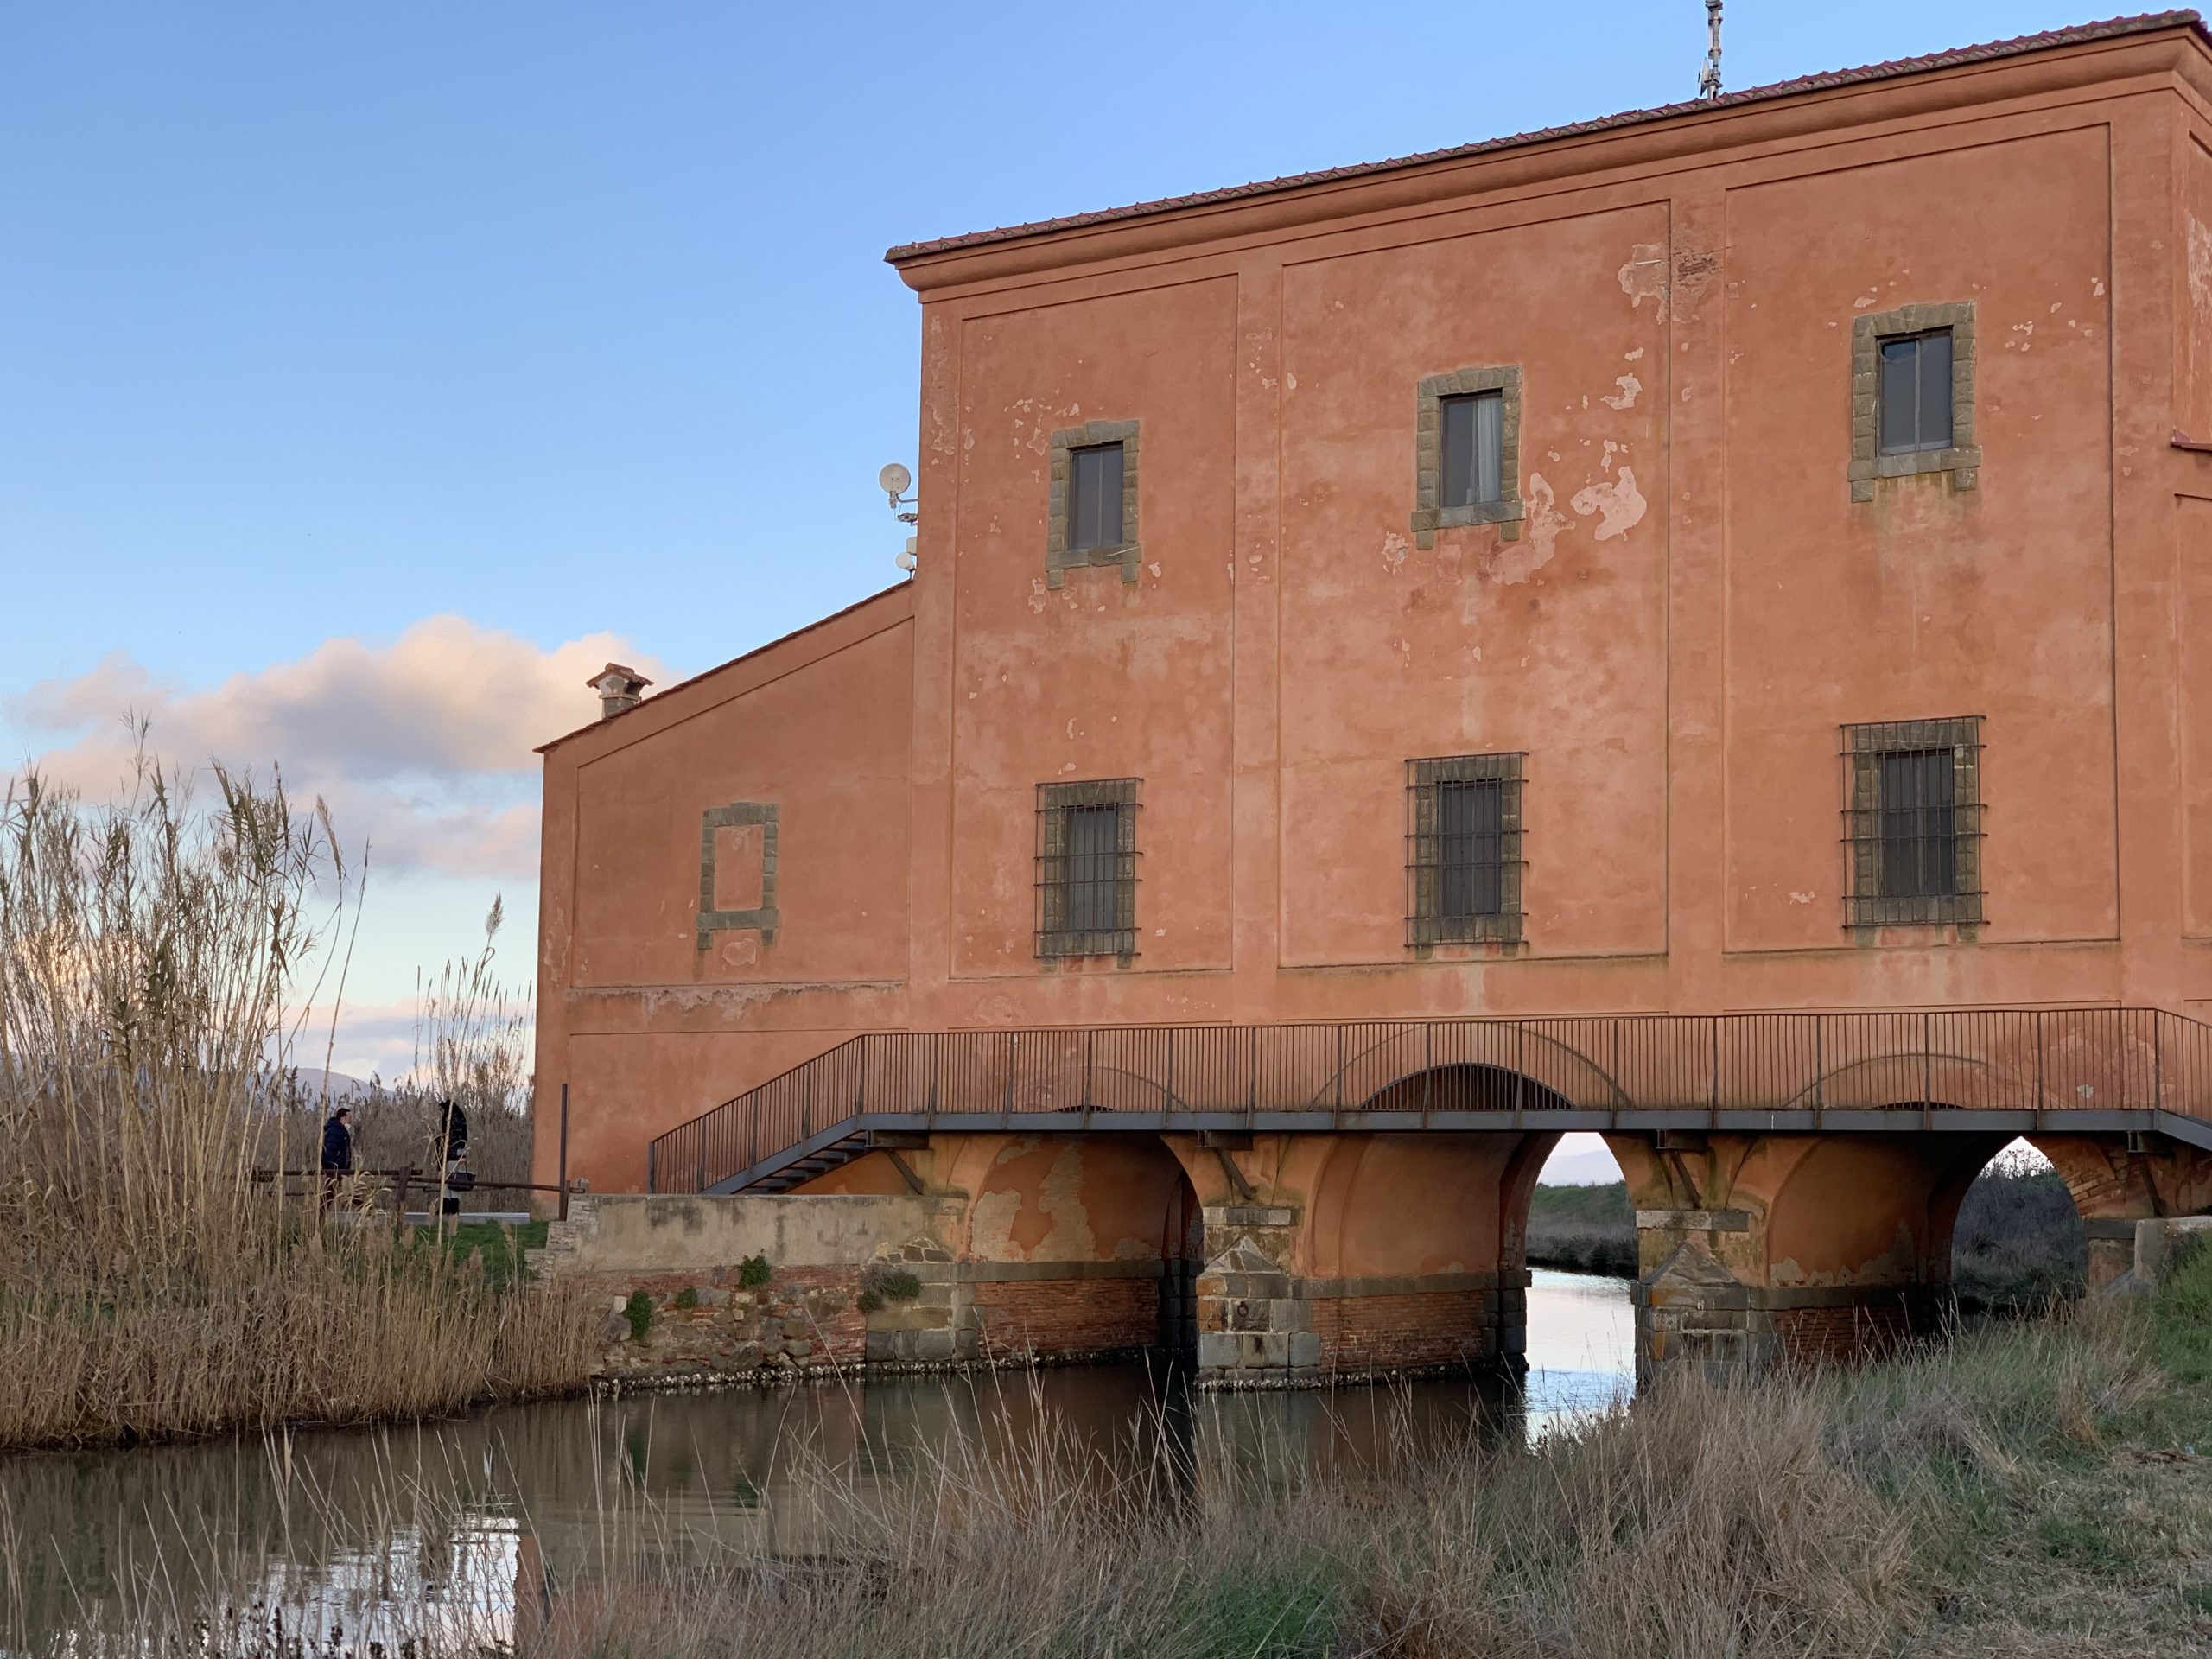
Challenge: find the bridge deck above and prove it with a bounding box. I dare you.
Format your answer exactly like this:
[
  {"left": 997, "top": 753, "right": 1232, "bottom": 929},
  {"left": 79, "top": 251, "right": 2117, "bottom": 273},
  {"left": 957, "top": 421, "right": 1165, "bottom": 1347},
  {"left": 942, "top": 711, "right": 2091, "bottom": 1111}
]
[{"left": 645, "top": 1008, "right": 2212, "bottom": 1195}]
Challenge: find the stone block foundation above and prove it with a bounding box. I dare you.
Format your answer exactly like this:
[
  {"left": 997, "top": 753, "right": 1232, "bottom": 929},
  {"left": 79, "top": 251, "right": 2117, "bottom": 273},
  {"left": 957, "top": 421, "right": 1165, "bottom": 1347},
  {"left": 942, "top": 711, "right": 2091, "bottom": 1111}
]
[{"left": 1193, "top": 1237, "right": 1526, "bottom": 1388}]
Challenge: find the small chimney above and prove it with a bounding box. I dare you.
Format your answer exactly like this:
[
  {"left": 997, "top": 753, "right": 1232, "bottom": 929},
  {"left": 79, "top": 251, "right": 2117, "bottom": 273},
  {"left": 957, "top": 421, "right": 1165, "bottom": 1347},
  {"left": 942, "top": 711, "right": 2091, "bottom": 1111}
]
[{"left": 588, "top": 662, "right": 652, "bottom": 721}]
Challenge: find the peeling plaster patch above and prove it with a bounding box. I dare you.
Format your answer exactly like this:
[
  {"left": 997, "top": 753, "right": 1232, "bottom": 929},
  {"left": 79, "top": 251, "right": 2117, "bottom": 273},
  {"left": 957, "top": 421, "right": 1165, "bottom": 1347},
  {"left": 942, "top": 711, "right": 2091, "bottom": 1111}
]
[
  {"left": 1853, "top": 295, "right": 1877, "bottom": 310},
  {"left": 1483, "top": 472, "right": 1567, "bottom": 585},
  {"left": 1027, "top": 1143, "right": 1100, "bottom": 1261},
  {"left": 2093, "top": 276, "right": 2107, "bottom": 296},
  {"left": 1147, "top": 561, "right": 1161, "bottom": 577},
  {"left": 1285, "top": 372, "right": 1298, "bottom": 391},
  {"left": 1789, "top": 890, "right": 1815, "bottom": 906},
  {"left": 1027, "top": 577, "right": 1050, "bottom": 615},
  {"left": 1624, "top": 346, "right": 1645, "bottom": 361},
  {"left": 1618, "top": 243, "right": 1668, "bottom": 315},
  {"left": 1602, "top": 374, "right": 1642, "bottom": 410},
  {"left": 1569, "top": 465, "right": 1646, "bottom": 542},
  {"left": 1381, "top": 530, "right": 1409, "bottom": 572},
  {"left": 2191, "top": 216, "right": 2212, "bottom": 315},
  {"left": 969, "top": 1189, "right": 1020, "bottom": 1259},
  {"left": 2008, "top": 321, "right": 2035, "bottom": 351}
]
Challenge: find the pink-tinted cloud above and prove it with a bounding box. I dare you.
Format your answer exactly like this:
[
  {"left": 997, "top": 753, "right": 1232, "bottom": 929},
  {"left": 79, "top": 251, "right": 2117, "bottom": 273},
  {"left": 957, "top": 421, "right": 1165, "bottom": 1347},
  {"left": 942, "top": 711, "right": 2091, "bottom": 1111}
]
[{"left": 6, "top": 616, "right": 665, "bottom": 880}]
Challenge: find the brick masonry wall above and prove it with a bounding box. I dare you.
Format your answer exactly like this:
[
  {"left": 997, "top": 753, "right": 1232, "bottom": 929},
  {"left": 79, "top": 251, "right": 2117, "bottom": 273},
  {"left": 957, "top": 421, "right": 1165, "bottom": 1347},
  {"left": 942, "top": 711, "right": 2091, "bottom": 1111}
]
[
  {"left": 1309, "top": 1289, "right": 1498, "bottom": 1371},
  {"left": 969, "top": 1275, "right": 1160, "bottom": 1358}
]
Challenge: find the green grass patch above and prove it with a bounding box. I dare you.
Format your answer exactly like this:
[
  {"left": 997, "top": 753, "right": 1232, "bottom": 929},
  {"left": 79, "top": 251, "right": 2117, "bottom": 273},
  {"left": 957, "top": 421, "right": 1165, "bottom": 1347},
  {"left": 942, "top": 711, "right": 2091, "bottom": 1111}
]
[
  {"left": 622, "top": 1291, "right": 654, "bottom": 1344},
  {"left": 738, "top": 1253, "right": 771, "bottom": 1288},
  {"left": 671, "top": 1286, "right": 699, "bottom": 1311},
  {"left": 1165, "top": 1560, "right": 1344, "bottom": 1658}
]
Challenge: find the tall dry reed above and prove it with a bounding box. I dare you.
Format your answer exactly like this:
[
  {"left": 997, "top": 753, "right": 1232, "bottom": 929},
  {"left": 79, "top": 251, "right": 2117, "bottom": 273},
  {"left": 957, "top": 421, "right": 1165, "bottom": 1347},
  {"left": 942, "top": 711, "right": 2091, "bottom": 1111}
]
[{"left": 0, "top": 760, "right": 590, "bottom": 1450}]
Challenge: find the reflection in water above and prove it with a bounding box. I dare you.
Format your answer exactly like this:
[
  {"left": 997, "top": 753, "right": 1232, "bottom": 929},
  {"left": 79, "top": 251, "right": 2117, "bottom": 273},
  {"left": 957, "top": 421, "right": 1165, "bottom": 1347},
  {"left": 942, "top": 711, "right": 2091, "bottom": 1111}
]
[{"left": 0, "top": 1270, "right": 1632, "bottom": 1649}]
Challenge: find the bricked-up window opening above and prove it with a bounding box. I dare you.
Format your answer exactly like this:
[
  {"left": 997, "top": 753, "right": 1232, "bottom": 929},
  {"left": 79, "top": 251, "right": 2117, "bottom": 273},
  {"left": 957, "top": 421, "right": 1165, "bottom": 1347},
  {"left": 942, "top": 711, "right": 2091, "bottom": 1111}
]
[
  {"left": 1037, "top": 778, "right": 1140, "bottom": 960},
  {"left": 1439, "top": 391, "right": 1503, "bottom": 509},
  {"left": 1408, "top": 753, "right": 1524, "bottom": 947},
  {"left": 1878, "top": 330, "right": 1954, "bottom": 455},
  {"left": 1843, "top": 717, "right": 1983, "bottom": 930},
  {"left": 1069, "top": 442, "right": 1125, "bottom": 552}
]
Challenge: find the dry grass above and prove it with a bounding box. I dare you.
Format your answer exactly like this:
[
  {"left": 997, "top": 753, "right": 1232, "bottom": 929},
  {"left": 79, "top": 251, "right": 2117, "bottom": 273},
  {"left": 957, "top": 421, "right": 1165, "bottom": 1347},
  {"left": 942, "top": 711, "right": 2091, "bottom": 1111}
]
[
  {"left": 0, "top": 759, "right": 591, "bottom": 1452},
  {"left": 2, "top": 1274, "right": 2202, "bottom": 1657}
]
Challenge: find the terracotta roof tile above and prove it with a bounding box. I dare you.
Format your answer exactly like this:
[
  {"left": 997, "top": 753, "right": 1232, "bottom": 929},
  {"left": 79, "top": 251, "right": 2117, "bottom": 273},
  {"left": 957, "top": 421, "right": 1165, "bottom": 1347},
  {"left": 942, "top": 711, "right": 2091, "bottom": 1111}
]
[{"left": 886, "top": 11, "right": 2203, "bottom": 264}]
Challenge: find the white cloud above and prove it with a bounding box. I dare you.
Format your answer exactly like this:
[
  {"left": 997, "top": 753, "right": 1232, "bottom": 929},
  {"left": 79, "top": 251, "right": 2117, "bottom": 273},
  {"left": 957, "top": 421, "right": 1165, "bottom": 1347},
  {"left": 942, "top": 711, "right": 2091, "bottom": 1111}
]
[{"left": 6, "top": 616, "right": 666, "bottom": 880}]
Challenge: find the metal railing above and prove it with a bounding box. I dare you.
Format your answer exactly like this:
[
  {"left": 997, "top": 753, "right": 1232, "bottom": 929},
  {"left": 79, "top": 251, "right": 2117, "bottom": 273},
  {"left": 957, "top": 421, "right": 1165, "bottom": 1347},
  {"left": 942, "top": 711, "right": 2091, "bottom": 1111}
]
[{"left": 646, "top": 1007, "right": 2212, "bottom": 1194}]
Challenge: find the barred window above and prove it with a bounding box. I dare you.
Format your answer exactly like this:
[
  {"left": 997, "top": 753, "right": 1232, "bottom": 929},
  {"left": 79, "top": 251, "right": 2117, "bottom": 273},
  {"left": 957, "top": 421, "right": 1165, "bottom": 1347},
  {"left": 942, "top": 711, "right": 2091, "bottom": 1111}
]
[
  {"left": 1843, "top": 718, "right": 1983, "bottom": 929},
  {"left": 1408, "top": 753, "right": 1524, "bottom": 946},
  {"left": 1036, "top": 778, "right": 1139, "bottom": 960}
]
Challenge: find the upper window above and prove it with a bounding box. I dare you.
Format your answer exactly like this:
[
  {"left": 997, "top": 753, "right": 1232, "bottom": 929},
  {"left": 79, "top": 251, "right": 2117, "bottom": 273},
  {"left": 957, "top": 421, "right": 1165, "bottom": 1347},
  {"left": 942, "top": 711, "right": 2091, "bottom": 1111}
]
[
  {"left": 1036, "top": 778, "right": 1139, "bottom": 961},
  {"left": 1438, "top": 391, "right": 1504, "bottom": 509},
  {"left": 1848, "top": 302, "right": 1979, "bottom": 501},
  {"left": 1411, "top": 367, "right": 1523, "bottom": 549},
  {"left": 1046, "top": 419, "right": 1141, "bottom": 588},
  {"left": 1407, "top": 753, "right": 1525, "bottom": 947},
  {"left": 1842, "top": 718, "right": 1983, "bottom": 930},
  {"left": 1878, "top": 331, "right": 1953, "bottom": 455},
  {"left": 1069, "top": 442, "right": 1126, "bottom": 550}
]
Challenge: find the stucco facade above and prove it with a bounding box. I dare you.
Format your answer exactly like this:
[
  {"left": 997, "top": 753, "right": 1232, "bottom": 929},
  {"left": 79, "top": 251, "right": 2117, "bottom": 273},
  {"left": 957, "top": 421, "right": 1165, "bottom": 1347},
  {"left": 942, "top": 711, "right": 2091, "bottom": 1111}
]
[{"left": 536, "top": 16, "right": 2212, "bottom": 1215}]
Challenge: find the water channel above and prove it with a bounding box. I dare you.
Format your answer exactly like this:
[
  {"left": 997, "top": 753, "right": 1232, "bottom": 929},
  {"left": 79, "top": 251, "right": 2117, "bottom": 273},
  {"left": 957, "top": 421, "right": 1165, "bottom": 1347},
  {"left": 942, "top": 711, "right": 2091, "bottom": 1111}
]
[{"left": 0, "top": 1268, "right": 1631, "bottom": 1649}]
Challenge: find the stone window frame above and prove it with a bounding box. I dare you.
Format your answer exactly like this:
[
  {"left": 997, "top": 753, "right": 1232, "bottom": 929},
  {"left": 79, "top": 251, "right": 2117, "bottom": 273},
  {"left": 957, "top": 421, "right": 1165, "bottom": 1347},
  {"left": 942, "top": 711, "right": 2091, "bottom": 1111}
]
[
  {"left": 1405, "top": 753, "right": 1526, "bottom": 950},
  {"left": 1046, "top": 419, "right": 1141, "bottom": 588},
  {"left": 1848, "top": 302, "right": 1980, "bottom": 503},
  {"left": 1411, "top": 366, "right": 1523, "bottom": 550},
  {"left": 1840, "top": 717, "right": 1985, "bottom": 932},
  {"left": 1034, "top": 777, "right": 1140, "bottom": 963},
  {"left": 696, "top": 801, "right": 779, "bottom": 950}
]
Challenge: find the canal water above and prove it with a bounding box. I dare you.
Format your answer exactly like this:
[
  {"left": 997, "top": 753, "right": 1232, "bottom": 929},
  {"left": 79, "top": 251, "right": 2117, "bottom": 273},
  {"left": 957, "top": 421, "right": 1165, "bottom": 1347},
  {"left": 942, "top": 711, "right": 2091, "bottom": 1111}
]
[{"left": 0, "top": 1268, "right": 1630, "bottom": 1649}]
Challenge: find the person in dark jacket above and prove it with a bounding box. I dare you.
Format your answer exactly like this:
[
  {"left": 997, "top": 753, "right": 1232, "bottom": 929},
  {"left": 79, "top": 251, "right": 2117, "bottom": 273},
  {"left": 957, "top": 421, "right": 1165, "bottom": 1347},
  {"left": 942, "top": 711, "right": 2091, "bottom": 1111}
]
[
  {"left": 437, "top": 1099, "right": 468, "bottom": 1165},
  {"left": 319, "top": 1107, "right": 353, "bottom": 1213}
]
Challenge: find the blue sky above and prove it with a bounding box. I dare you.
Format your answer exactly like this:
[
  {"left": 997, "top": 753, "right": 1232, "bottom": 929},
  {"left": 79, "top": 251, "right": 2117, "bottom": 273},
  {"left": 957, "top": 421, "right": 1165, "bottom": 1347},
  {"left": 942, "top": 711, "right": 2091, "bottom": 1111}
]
[{"left": 0, "top": 0, "right": 2118, "bottom": 1079}]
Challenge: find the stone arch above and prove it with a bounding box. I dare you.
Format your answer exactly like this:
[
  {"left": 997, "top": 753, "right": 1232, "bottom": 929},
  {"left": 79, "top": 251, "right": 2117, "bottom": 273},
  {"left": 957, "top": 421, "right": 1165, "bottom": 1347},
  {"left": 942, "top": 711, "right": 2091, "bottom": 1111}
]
[
  {"left": 1940, "top": 1136, "right": 2092, "bottom": 1299},
  {"left": 1297, "top": 1128, "right": 1558, "bottom": 1281}
]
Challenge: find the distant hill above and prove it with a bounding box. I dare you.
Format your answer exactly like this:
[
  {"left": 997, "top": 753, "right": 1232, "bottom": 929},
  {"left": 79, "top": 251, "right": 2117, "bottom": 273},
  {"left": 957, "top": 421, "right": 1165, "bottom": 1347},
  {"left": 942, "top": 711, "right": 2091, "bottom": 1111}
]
[{"left": 284, "top": 1067, "right": 376, "bottom": 1102}]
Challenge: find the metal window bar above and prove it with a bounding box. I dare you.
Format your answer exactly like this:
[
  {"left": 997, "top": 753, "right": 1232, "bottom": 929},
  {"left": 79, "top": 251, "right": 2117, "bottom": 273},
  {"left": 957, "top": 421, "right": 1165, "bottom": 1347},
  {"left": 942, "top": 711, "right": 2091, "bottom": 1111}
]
[
  {"left": 1036, "top": 778, "right": 1141, "bottom": 958},
  {"left": 1842, "top": 718, "right": 1983, "bottom": 929},
  {"left": 1406, "top": 753, "right": 1525, "bottom": 945}
]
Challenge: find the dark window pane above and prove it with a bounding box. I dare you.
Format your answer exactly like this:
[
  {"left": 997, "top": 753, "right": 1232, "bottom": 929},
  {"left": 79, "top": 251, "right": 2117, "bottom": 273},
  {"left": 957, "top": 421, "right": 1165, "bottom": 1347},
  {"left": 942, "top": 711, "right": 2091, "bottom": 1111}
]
[
  {"left": 1440, "top": 396, "right": 1473, "bottom": 507},
  {"left": 1878, "top": 749, "right": 1956, "bottom": 899},
  {"left": 1070, "top": 443, "right": 1124, "bottom": 550},
  {"left": 1916, "top": 329, "right": 1953, "bottom": 450},
  {"left": 1878, "top": 331, "right": 1953, "bottom": 455},
  {"left": 1065, "top": 804, "right": 1122, "bottom": 933},
  {"left": 1439, "top": 779, "right": 1503, "bottom": 918},
  {"left": 1439, "top": 391, "right": 1503, "bottom": 508}
]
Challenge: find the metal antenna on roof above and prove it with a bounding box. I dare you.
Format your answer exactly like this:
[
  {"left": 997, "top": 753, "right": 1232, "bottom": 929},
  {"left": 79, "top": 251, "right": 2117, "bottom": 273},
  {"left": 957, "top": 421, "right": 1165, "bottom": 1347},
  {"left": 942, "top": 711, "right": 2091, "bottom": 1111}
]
[{"left": 1699, "top": 0, "right": 1724, "bottom": 99}]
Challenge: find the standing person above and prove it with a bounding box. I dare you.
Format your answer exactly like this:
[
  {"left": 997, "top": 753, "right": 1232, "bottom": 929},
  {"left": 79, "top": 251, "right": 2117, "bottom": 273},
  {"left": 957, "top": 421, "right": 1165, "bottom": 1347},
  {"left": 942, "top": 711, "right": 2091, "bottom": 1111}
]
[
  {"left": 435, "top": 1098, "right": 470, "bottom": 1217},
  {"left": 319, "top": 1105, "right": 353, "bottom": 1214}
]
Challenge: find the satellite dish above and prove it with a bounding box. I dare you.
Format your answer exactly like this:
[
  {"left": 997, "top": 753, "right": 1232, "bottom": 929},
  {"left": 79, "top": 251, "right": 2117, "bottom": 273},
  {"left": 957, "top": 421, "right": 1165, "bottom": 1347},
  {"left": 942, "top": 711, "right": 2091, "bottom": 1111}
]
[{"left": 878, "top": 461, "right": 912, "bottom": 499}]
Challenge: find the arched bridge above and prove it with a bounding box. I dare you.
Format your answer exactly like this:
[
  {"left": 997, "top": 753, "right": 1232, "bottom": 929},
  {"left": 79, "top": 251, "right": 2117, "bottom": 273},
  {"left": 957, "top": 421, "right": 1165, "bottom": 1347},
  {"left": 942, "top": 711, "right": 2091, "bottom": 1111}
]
[{"left": 646, "top": 1008, "right": 2212, "bottom": 1384}]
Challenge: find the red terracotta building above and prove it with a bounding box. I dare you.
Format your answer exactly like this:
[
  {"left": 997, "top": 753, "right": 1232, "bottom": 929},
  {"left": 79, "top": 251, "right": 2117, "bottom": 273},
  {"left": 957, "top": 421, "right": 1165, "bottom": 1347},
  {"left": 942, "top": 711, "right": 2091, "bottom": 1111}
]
[{"left": 534, "top": 14, "right": 2212, "bottom": 1376}]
